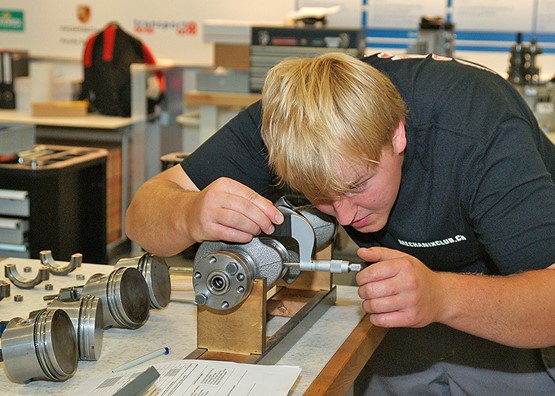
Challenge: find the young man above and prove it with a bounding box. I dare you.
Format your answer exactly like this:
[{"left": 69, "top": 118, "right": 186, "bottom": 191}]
[{"left": 126, "top": 52, "right": 555, "bottom": 394}]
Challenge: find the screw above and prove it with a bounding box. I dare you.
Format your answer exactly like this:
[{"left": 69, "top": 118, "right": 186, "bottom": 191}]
[
  {"left": 225, "top": 262, "right": 238, "bottom": 276},
  {"left": 194, "top": 293, "right": 207, "bottom": 305},
  {"left": 237, "top": 273, "right": 245, "bottom": 281},
  {"left": 14, "top": 295, "right": 23, "bottom": 302},
  {"left": 23, "top": 266, "right": 32, "bottom": 273},
  {"left": 221, "top": 301, "right": 229, "bottom": 309},
  {"left": 45, "top": 283, "right": 54, "bottom": 291}
]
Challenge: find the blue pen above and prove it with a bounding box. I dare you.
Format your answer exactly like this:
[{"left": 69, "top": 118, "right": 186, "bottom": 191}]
[{"left": 112, "top": 346, "right": 170, "bottom": 373}]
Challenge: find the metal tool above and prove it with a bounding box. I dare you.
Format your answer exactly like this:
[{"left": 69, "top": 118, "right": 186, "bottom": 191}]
[
  {"left": 46, "top": 296, "right": 104, "bottom": 361},
  {"left": 4, "top": 263, "right": 49, "bottom": 289},
  {"left": 115, "top": 253, "right": 171, "bottom": 309},
  {"left": 44, "top": 267, "right": 150, "bottom": 329},
  {"left": 0, "top": 309, "right": 78, "bottom": 383},
  {"left": 193, "top": 197, "right": 362, "bottom": 311},
  {"left": 39, "top": 250, "right": 82, "bottom": 276}
]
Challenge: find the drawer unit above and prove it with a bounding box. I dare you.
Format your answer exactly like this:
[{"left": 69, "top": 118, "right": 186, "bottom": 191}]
[
  {"left": 250, "top": 26, "right": 366, "bottom": 93},
  {"left": 0, "top": 144, "right": 108, "bottom": 263},
  {"left": 0, "top": 242, "right": 28, "bottom": 258},
  {"left": 0, "top": 189, "right": 29, "bottom": 217},
  {"left": 0, "top": 217, "right": 29, "bottom": 244}
]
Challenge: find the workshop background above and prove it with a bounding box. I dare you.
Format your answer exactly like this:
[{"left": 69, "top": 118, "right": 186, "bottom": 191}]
[
  {"left": 1, "top": 0, "right": 555, "bottom": 273},
  {"left": 0, "top": 1, "right": 555, "bottom": 395}
]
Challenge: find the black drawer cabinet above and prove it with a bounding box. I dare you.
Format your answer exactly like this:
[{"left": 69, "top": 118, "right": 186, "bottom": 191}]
[{"left": 0, "top": 145, "right": 108, "bottom": 263}]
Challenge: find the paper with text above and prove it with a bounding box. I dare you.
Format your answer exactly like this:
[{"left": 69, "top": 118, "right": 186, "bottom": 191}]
[{"left": 73, "top": 359, "right": 301, "bottom": 396}]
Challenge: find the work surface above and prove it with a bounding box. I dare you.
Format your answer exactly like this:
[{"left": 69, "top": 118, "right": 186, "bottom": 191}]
[{"left": 0, "top": 258, "right": 369, "bottom": 395}]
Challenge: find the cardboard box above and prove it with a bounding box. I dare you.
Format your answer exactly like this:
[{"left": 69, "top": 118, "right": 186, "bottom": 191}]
[
  {"left": 214, "top": 44, "right": 250, "bottom": 71},
  {"left": 31, "top": 101, "right": 88, "bottom": 117}
]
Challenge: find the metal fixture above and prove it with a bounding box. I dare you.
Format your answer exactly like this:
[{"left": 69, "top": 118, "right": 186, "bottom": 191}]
[
  {"left": 39, "top": 250, "right": 82, "bottom": 276},
  {"left": 408, "top": 16, "right": 455, "bottom": 57},
  {"left": 0, "top": 309, "right": 78, "bottom": 383},
  {"left": 0, "top": 280, "right": 9, "bottom": 300},
  {"left": 46, "top": 296, "right": 104, "bottom": 361},
  {"left": 115, "top": 253, "right": 171, "bottom": 309},
  {"left": 44, "top": 267, "right": 150, "bottom": 329},
  {"left": 193, "top": 197, "right": 362, "bottom": 311},
  {"left": 508, "top": 33, "right": 542, "bottom": 86},
  {"left": 4, "top": 263, "right": 49, "bottom": 289}
]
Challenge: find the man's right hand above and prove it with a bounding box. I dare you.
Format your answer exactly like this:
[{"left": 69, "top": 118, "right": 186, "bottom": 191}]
[
  {"left": 184, "top": 177, "right": 284, "bottom": 244},
  {"left": 125, "top": 166, "right": 284, "bottom": 257}
]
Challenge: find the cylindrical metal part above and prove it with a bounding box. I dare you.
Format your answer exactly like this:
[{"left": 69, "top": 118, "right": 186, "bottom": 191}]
[
  {"left": 116, "top": 253, "right": 171, "bottom": 309},
  {"left": 193, "top": 250, "right": 255, "bottom": 310},
  {"left": 47, "top": 296, "right": 104, "bottom": 361},
  {"left": 82, "top": 267, "right": 150, "bottom": 329},
  {"left": 1, "top": 309, "right": 78, "bottom": 383},
  {"left": 0, "top": 280, "right": 10, "bottom": 300},
  {"left": 193, "top": 238, "right": 289, "bottom": 310}
]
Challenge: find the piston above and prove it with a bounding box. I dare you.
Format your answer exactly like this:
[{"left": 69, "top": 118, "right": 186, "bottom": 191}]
[
  {"left": 47, "top": 295, "right": 104, "bottom": 360},
  {"left": 115, "top": 253, "right": 171, "bottom": 309},
  {"left": 0, "top": 309, "right": 78, "bottom": 383},
  {"left": 82, "top": 267, "right": 150, "bottom": 329}
]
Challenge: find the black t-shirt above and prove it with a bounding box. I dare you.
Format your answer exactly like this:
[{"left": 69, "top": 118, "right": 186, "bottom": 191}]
[{"left": 182, "top": 53, "right": 555, "bottom": 275}]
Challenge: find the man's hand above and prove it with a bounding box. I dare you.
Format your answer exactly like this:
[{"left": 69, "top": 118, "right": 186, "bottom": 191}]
[
  {"left": 184, "top": 177, "right": 284, "bottom": 244},
  {"left": 355, "top": 247, "right": 445, "bottom": 328}
]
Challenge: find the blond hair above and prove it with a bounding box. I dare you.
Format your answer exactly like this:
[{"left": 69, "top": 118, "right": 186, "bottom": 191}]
[{"left": 261, "top": 52, "right": 407, "bottom": 199}]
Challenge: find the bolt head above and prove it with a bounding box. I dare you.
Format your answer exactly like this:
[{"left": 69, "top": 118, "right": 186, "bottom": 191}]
[
  {"left": 225, "top": 262, "right": 238, "bottom": 275},
  {"left": 194, "top": 293, "right": 207, "bottom": 305}
]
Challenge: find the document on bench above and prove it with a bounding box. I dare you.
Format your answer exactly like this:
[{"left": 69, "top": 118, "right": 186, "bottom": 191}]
[{"left": 73, "top": 359, "right": 302, "bottom": 396}]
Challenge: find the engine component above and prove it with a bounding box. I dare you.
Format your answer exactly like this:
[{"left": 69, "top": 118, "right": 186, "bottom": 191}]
[
  {"left": 79, "top": 267, "right": 150, "bottom": 329},
  {"left": 193, "top": 197, "right": 362, "bottom": 311},
  {"left": 39, "top": 250, "right": 82, "bottom": 276},
  {"left": 0, "top": 280, "right": 9, "bottom": 300},
  {"left": 115, "top": 253, "right": 171, "bottom": 309},
  {"left": 0, "top": 309, "right": 78, "bottom": 383},
  {"left": 4, "top": 263, "right": 49, "bottom": 289},
  {"left": 46, "top": 296, "right": 104, "bottom": 361},
  {"left": 193, "top": 237, "right": 290, "bottom": 310},
  {"left": 44, "top": 267, "right": 150, "bottom": 330}
]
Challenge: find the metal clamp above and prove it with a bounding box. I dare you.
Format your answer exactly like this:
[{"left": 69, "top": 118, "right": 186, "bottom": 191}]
[
  {"left": 4, "top": 263, "right": 50, "bottom": 289},
  {"left": 40, "top": 250, "right": 82, "bottom": 276}
]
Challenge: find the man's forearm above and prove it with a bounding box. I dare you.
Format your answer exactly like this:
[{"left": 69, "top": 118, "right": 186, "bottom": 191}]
[
  {"left": 126, "top": 178, "right": 197, "bottom": 257},
  {"left": 438, "top": 265, "right": 555, "bottom": 348}
]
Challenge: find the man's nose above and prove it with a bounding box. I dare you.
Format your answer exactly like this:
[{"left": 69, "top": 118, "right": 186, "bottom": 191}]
[{"left": 332, "top": 198, "right": 356, "bottom": 226}]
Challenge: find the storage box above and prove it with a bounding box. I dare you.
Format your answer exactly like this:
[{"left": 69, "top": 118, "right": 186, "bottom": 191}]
[
  {"left": 31, "top": 101, "right": 88, "bottom": 117},
  {"left": 214, "top": 44, "right": 250, "bottom": 71},
  {"left": 197, "top": 69, "right": 250, "bottom": 93}
]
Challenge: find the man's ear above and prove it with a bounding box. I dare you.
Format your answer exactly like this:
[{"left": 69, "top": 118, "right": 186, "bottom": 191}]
[{"left": 392, "top": 121, "right": 407, "bottom": 155}]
